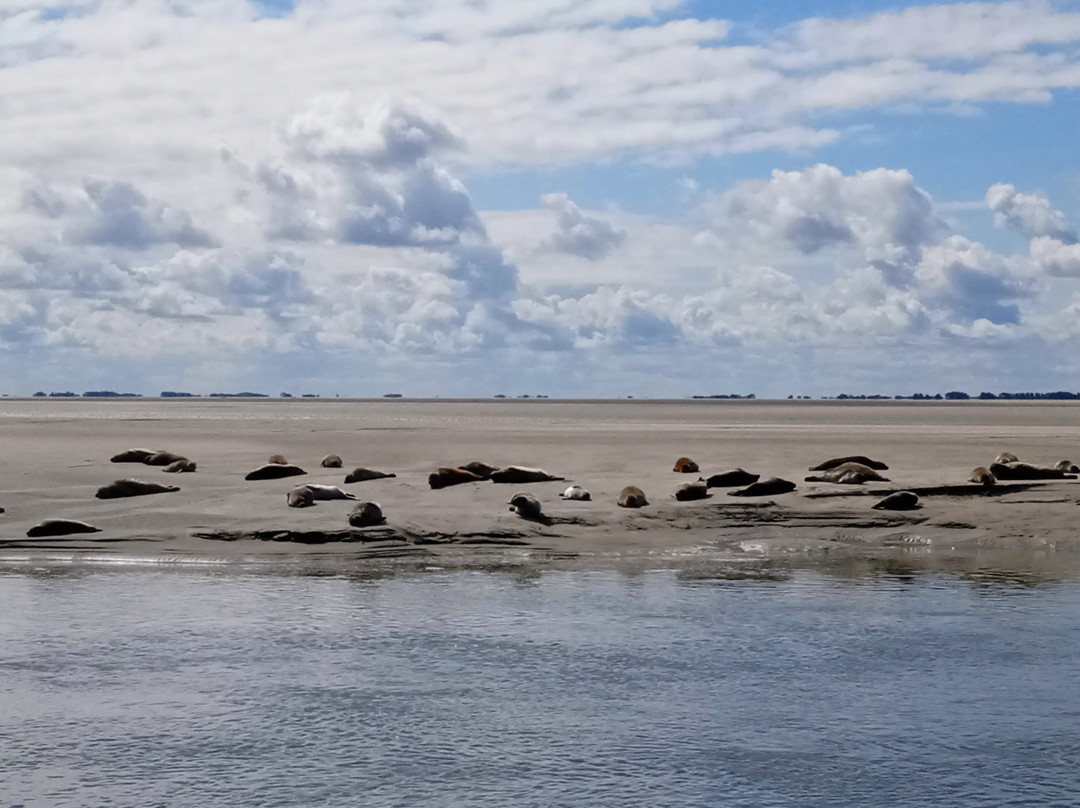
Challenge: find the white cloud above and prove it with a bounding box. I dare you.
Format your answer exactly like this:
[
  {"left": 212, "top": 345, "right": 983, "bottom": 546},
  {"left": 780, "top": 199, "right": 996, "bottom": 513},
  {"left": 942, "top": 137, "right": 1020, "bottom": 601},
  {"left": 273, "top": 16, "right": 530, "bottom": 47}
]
[
  {"left": 537, "top": 193, "right": 625, "bottom": 260},
  {"left": 987, "top": 182, "right": 1076, "bottom": 242}
]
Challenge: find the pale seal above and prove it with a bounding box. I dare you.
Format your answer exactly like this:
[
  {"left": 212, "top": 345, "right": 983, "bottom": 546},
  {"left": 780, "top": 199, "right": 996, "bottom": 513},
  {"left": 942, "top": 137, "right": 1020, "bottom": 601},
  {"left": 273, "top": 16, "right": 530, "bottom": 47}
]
[
  {"left": 617, "top": 486, "right": 648, "bottom": 508},
  {"left": 163, "top": 459, "right": 196, "bottom": 473},
  {"left": 728, "top": 477, "right": 796, "bottom": 497},
  {"left": 428, "top": 467, "right": 483, "bottom": 489},
  {"left": 348, "top": 501, "right": 385, "bottom": 527},
  {"left": 286, "top": 486, "right": 315, "bottom": 508},
  {"left": 993, "top": 452, "right": 1019, "bottom": 465},
  {"left": 969, "top": 466, "right": 996, "bottom": 487},
  {"left": 144, "top": 451, "right": 188, "bottom": 467},
  {"left": 705, "top": 469, "right": 759, "bottom": 488},
  {"left": 805, "top": 463, "right": 890, "bottom": 485},
  {"left": 321, "top": 454, "right": 343, "bottom": 468},
  {"left": 674, "top": 480, "right": 709, "bottom": 501},
  {"left": 488, "top": 466, "right": 565, "bottom": 484},
  {"left": 673, "top": 457, "right": 699, "bottom": 473},
  {"left": 809, "top": 455, "right": 889, "bottom": 471},
  {"left": 302, "top": 484, "right": 358, "bottom": 501},
  {"left": 245, "top": 463, "right": 307, "bottom": 481},
  {"left": 110, "top": 448, "right": 160, "bottom": 463},
  {"left": 27, "top": 519, "right": 102, "bottom": 537},
  {"left": 560, "top": 485, "right": 591, "bottom": 501},
  {"left": 508, "top": 492, "right": 543, "bottom": 520},
  {"left": 96, "top": 479, "right": 180, "bottom": 499},
  {"left": 989, "top": 461, "right": 1077, "bottom": 480},
  {"left": 871, "top": 491, "right": 920, "bottom": 511},
  {"left": 343, "top": 468, "right": 397, "bottom": 484}
]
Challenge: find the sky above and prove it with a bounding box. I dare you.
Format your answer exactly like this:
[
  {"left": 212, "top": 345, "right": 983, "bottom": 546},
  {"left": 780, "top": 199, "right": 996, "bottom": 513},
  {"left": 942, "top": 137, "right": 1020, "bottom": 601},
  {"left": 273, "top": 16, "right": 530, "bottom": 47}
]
[{"left": 2, "top": 0, "right": 1080, "bottom": 398}]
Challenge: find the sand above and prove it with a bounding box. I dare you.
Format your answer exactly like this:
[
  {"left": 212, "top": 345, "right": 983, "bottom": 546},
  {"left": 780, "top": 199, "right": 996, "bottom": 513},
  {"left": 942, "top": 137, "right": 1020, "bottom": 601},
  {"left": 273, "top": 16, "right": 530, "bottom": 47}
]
[{"left": 1, "top": 397, "right": 1079, "bottom": 571}]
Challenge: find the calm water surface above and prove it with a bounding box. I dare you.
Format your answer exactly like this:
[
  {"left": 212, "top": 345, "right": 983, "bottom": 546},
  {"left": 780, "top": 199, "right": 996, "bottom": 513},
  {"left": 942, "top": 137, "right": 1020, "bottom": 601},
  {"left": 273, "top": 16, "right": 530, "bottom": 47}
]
[{"left": 2, "top": 561, "right": 1080, "bottom": 807}]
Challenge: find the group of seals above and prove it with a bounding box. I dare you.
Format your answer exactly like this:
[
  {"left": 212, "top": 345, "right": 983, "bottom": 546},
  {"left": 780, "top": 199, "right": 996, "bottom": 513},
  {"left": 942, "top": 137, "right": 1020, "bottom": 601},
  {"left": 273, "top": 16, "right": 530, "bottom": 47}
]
[
  {"left": 805, "top": 462, "right": 890, "bottom": 485},
  {"left": 427, "top": 464, "right": 563, "bottom": 489},
  {"left": 112, "top": 447, "right": 196, "bottom": 473}
]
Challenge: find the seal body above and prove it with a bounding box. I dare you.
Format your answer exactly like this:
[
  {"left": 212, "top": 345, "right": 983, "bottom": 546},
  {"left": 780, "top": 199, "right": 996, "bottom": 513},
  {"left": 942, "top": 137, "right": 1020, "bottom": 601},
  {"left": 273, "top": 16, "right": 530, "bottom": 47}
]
[
  {"left": 27, "top": 519, "right": 102, "bottom": 537},
  {"left": 990, "top": 461, "right": 1076, "bottom": 480},
  {"left": 673, "top": 457, "right": 699, "bottom": 473},
  {"left": 321, "top": 454, "right": 343, "bottom": 468},
  {"left": 110, "top": 448, "right": 159, "bottom": 463},
  {"left": 705, "top": 469, "right": 759, "bottom": 488},
  {"left": 729, "top": 477, "right": 796, "bottom": 497},
  {"left": 969, "top": 467, "right": 995, "bottom": 487},
  {"left": 994, "top": 452, "right": 1019, "bottom": 465},
  {"left": 145, "top": 451, "right": 187, "bottom": 467},
  {"left": 96, "top": 479, "right": 180, "bottom": 499},
  {"left": 488, "top": 466, "right": 564, "bottom": 484},
  {"left": 618, "top": 486, "right": 648, "bottom": 508},
  {"left": 809, "top": 455, "right": 888, "bottom": 471},
  {"left": 462, "top": 461, "right": 499, "bottom": 479},
  {"left": 674, "top": 480, "right": 709, "bottom": 501},
  {"left": 429, "top": 467, "right": 483, "bottom": 489},
  {"left": 163, "top": 459, "right": 196, "bottom": 473},
  {"left": 245, "top": 463, "right": 307, "bottom": 481},
  {"left": 560, "top": 485, "right": 591, "bottom": 501},
  {"left": 268, "top": 454, "right": 289, "bottom": 465},
  {"left": 871, "top": 491, "right": 920, "bottom": 511},
  {"left": 805, "top": 463, "right": 890, "bottom": 485},
  {"left": 1055, "top": 460, "right": 1080, "bottom": 474},
  {"left": 348, "top": 502, "right": 385, "bottom": 527},
  {"left": 344, "top": 467, "right": 397, "bottom": 484},
  {"left": 303, "top": 484, "right": 358, "bottom": 501},
  {"left": 286, "top": 486, "right": 315, "bottom": 508},
  {"left": 508, "top": 492, "right": 543, "bottom": 519}
]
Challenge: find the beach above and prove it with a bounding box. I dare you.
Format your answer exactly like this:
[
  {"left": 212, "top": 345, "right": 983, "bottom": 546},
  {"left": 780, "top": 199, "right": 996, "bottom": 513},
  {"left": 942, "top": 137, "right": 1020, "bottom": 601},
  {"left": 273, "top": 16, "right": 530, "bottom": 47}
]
[{"left": 2, "top": 397, "right": 1079, "bottom": 569}]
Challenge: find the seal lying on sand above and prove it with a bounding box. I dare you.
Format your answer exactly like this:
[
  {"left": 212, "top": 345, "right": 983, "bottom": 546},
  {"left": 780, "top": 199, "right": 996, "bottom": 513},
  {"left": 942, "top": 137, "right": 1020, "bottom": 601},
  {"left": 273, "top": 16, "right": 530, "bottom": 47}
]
[
  {"left": 268, "top": 454, "right": 289, "bottom": 465},
  {"left": 1055, "top": 460, "right": 1080, "bottom": 474},
  {"left": 969, "top": 466, "right": 996, "bottom": 487},
  {"left": 348, "top": 501, "right": 385, "bottom": 527},
  {"left": 705, "top": 469, "right": 759, "bottom": 488},
  {"left": 245, "top": 463, "right": 307, "bottom": 481},
  {"left": 508, "top": 492, "right": 543, "bottom": 520},
  {"left": 989, "top": 461, "right": 1077, "bottom": 480},
  {"left": 674, "top": 480, "right": 709, "bottom": 501},
  {"left": 462, "top": 461, "right": 499, "bottom": 479},
  {"left": 560, "top": 485, "right": 591, "bottom": 501},
  {"left": 729, "top": 477, "right": 796, "bottom": 497},
  {"left": 994, "top": 452, "right": 1019, "bottom": 465},
  {"left": 145, "top": 451, "right": 187, "bottom": 467},
  {"left": 343, "top": 467, "right": 397, "bottom": 484},
  {"left": 871, "top": 491, "right": 920, "bottom": 511},
  {"left": 110, "top": 448, "right": 159, "bottom": 463},
  {"left": 429, "top": 467, "right": 483, "bottom": 489},
  {"left": 805, "top": 463, "right": 890, "bottom": 485},
  {"left": 96, "top": 479, "right": 180, "bottom": 499},
  {"left": 286, "top": 486, "right": 315, "bottom": 508},
  {"left": 618, "top": 486, "right": 648, "bottom": 508},
  {"left": 321, "top": 454, "right": 343, "bottom": 468},
  {"left": 809, "top": 455, "right": 889, "bottom": 471},
  {"left": 27, "top": 519, "right": 102, "bottom": 537},
  {"left": 673, "top": 457, "right": 699, "bottom": 473},
  {"left": 488, "top": 466, "right": 564, "bottom": 484},
  {"left": 303, "top": 484, "right": 358, "bottom": 501},
  {"left": 163, "top": 459, "right": 196, "bottom": 473}
]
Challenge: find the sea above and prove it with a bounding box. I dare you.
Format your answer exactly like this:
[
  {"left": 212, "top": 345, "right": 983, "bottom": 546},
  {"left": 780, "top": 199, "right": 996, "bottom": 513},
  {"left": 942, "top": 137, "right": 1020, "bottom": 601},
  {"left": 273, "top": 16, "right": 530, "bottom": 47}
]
[{"left": 3, "top": 555, "right": 1080, "bottom": 807}]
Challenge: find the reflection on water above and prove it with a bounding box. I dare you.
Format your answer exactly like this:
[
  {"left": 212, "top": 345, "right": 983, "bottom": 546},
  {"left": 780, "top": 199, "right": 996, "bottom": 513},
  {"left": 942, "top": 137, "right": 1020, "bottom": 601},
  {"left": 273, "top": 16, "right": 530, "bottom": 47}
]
[{"left": 2, "top": 562, "right": 1080, "bottom": 807}]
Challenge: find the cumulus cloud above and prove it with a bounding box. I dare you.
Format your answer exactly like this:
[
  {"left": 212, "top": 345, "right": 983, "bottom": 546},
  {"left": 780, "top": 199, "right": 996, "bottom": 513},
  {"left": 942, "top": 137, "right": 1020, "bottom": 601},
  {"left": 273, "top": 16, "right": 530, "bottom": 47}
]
[
  {"left": 538, "top": 193, "right": 625, "bottom": 260},
  {"left": 986, "top": 183, "right": 1077, "bottom": 242}
]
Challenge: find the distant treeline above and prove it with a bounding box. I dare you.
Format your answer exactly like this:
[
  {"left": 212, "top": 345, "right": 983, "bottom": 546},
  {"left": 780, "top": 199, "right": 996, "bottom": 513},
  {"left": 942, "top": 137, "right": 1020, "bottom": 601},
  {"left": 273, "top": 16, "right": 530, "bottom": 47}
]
[
  {"left": 691, "top": 394, "right": 757, "bottom": 399},
  {"left": 34, "top": 391, "right": 142, "bottom": 398},
  {"left": 833, "top": 391, "right": 1080, "bottom": 401}
]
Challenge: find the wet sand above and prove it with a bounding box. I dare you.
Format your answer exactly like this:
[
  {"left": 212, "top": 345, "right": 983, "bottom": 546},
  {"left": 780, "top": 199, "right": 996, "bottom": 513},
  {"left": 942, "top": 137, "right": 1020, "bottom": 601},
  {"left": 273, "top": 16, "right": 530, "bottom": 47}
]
[{"left": 1, "top": 397, "right": 1079, "bottom": 570}]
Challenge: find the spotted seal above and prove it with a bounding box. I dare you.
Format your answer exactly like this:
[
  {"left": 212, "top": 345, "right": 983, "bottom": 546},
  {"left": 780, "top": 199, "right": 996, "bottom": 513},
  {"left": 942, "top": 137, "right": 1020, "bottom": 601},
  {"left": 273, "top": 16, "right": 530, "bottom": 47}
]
[
  {"left": 163, "top": 459, "right": 196, "bottom": 473},
  {"left": 560, "top": 485, "right": 591, "bottom": 501},
  {"left": 286, "top": 486, "right": 315, "bottom": 508},
  {"left": 96, "top": 479, "right": 180, "bottom": 499},
  {"left": 303, "top": 484, "right": 358, "bottom": 501},
  {"left": 1055, "top": 460, "right": 1080, "bottom": 474}
]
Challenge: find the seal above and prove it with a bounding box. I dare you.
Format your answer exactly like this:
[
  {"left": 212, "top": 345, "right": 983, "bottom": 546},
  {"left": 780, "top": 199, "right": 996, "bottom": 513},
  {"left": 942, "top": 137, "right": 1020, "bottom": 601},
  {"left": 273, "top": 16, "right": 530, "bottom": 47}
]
[
  {"left": 617, "top": 486, "right": 648, "bottom": 508},
  {"left": 27, "top": 519, "right": 102, "bottom": 537},
  {"left": 989, "top": 461, "right": 1077, "bottom": 480},
  {"left": 321, "top": 454, "right": 343, "bottom": 468},
  {"left": 268, "top": 454, "right": 289, "bottom": 465},
  {"left": 969, "top": 466, "right": 995, "bottom": 487},
  {"left": 805, "top": 463, "right": 890, "bottom": 485},
  {"left": 96, "top": 479, "right": 180, "bottom": 499},
  {"left": 560, "top": 485, "right": 591, "bottom": 501},
  {"left": 1055, "top": 460, "right": 1080, "bottom": 474},
  {"left": 488, "top": 466, "right": 565, "bottom": 484},
  {"left": 163, "top": 459, "right": 196, "bottom": 473},
  {"left": 286, "top": 486, "right": 315, "bottom": 508},
  {"left": 994, "top": 452, "right": 1019, "bottom": 465},
  {"left": 508, "top": 492, "right": 543, "bottom": 520},
  {"left": 348, "top": 501, "right": 385, "bottom": 527},
  {"left": 110, "top": 448, "right": 160, "bottom": 463},
  {"left": 428, "top": 467, "right": 483, "bottom": 489},
  {"left": 462, "top": 461, "right": 499, "bottom": 479},
  {"left": 302, "top": 484, "right": 358, "bottom": 501},
  {"left": 705, "top": 469, "right": 759, "bottom": 488},
  {"left": 673, "top": 457, "right": 699, "bottom": 473},
  {"left": 674, "top": 480, "right": 709, "bottom": 501},
  {"left": 343, "top": 467, "right": 397, "bottom": 484},
  {"left": 245, "top": 463, "right": 307, "bottom": 481},
  {"left": 871, "top": 491, "right": 920, "bottom": 511},
  {"left": 728, "top": 477, "right": 796, "bottom": 497},
  {"left": 808, "top": 456, "right": 888, "bottom": 471},
  {"left": 144, "top": 451, "right": 188, "bottom": 467}
]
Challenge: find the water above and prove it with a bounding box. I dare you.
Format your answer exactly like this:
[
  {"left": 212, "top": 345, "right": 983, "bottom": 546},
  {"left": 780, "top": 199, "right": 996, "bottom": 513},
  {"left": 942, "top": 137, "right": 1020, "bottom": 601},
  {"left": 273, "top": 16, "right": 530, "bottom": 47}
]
[{"left": 3, "top": 561, "right": 1080, "bottom": 807}]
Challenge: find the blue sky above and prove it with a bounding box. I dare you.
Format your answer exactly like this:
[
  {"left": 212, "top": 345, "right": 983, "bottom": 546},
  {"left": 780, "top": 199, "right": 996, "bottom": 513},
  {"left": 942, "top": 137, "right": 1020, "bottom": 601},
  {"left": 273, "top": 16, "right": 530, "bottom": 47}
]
[{"left": 1, "top": 0, "right": 1080, "bottom": 397}]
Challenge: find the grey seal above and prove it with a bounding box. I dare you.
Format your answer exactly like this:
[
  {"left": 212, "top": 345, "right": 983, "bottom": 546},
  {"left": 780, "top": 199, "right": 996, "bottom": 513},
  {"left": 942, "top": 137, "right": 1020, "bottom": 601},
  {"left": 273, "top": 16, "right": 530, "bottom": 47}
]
[
  {"left": 674, "top": 480, "right": 709, "bottom": 501},
  {"left": 27, "top": 519, "right": 102, "bottom": 537},
  {"left": 871, "top": 491, "right": 920, "bottom": 510},
  {"left": 163, "top": 459, "right": 196, "bottom": 473},
  {"left": 705, "top": 469, "right": 759, "bottom": 488},
  {"left": 969, "top": 466, "right": 995, "bottom": 486},
  {"left": 245, "top": 463, "right": 307, "bottom": 481},
  {"left": 808, "top": 455, "right": 889, "bottom": 471},
  {"left": 428, "top": 467, "right": 483, "bottom": 489},
  {"left": 344, "top": 467, "right": 397, "bottom": 484},
  {"left": 488, "top": 466, "right": 564, "bottom": 484},
  {"left": 144, "top": 451, "right": 188, "bottom": 467},
  {"left": 989, "top": 461, "right": 1076, "bottom": 480},
  {"left": 321, "top": 454, "right": 343, "bottom": 468},
  {"left": 728, "top": 477, "right": 796, "bottom": 497},
  {"left": 110, "top": 448, "right": 160, "bottom": 463},
  {"left": 348, "top": 502, "right": 386, "bottom": 527},
  {"left": 96, "top": 479, "right": 180, "bottom": 499},
  {"left": 286, "top": 486, "right": 315, "bottom": 508},
  {"left": 508, "top": 492, "right": 543, "bottom": 520},
  {"left": 805, "top": 463, "right": 890, "bottom": 485}
]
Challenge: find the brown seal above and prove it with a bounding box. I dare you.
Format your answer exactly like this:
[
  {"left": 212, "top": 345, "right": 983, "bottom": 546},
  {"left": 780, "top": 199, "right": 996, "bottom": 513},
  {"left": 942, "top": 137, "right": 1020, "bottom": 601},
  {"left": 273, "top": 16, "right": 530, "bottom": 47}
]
[
  {"left": 27, "top": 519, "right": 102, "bottom": 537},
  {"left": 990, "top": 461, "right": 1076, "bottom": 480},
  {"left": 428, "top": 467, "right": 483, "bottom": 489},
  {"left": 805, "top": 463, "right": 890, "bottom": 484},
  {"left": 673, "top": 457, "right": 699, "bottom": 473},
  {"left": 705, "top": 469, "right": 759, "bottom": 488},
  {"left": 96, "top": 479, "right": 180, "bottom": 499},
  {"left": 674, "top": 480, "right": 709, "bottom": 501},
  {"left": 144, "top": 451, "right": 187, "bottom": 467},
  {"left": 617, "top": 486, "right": 648, "bottom": 508},
  {"left": 110, "top": 448, "right": 160, "bottom": 463},
  {"left": 321, "top": 454, "right": 343, "bottom": 468},
  {"left": 268, "top": 454, "right": 289, "bottom": 465},
  {"left": 348, "top": 501, "right": 385, "bottom": 527},
  {"left": 488, "top": 466, "right": 564, "bottom": 484},
  {"left": 508, "top": 492, "right": 543, "bottom": 520},
  {"left": 809, "top": 455, "right": 888, "bottom": 471},
  {"left": 344, "top": 468, "right": 397, "bottom": 484},
  {"left": 163, "top": 459, "right": 196, "bottom": 473},
  {"left": 728, "top": 477, "right": 796, "bottom": 497},
  {"left": 245, "top": 463, "right": 307, "bottom": 481},
  {"left": 969, "top": 466, "right": 995, "bottom": 487},
  {"left": 871, "top": 491, "right": 920, "bottom": 510},
  {"left": 286, "top": 486, "right": 315, "bottom": 508}
]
